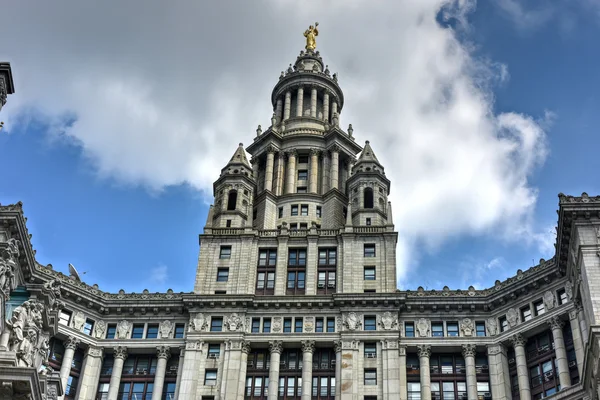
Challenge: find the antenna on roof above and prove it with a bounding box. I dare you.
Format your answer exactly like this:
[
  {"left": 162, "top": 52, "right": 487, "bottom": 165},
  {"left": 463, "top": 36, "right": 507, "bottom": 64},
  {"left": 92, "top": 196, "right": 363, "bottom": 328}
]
[{"left": 68, "top": 263, "right": 87, "bottom": 281}]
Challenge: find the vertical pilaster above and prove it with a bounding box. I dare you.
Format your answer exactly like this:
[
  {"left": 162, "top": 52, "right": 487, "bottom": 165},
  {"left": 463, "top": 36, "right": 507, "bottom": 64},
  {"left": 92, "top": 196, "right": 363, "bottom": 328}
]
[
  {"left": 275, "top": 152, "right": 285, "bottom": 196},
  {"left": 332, "top": 101, "right": 338, "bottom": 119},
  {"left": 487, "top": 344, "right": 511, "bottom": 400},
  {"left": 417, "top": 345, "right": 431, "bottom": 400},
  {"left": 296, "top": 86, "right": 304, "bottom": 117},
  {"left": 268, "top": 341, "right": 283, "bottom": 400},
  {"left": 152, "top": 346, "right": 171, "bottom": 400},
  {"left": 321, "top": 152, "right": 330, "bottom": 193},
  {"left": 223, "top": 340, "right": 245, "bottom": 400},
  {"left": 575, "top": 300, "right": 589, "bottom": 344},
  {"left": 251, "top": 158, "right": 260, "bottom": 182},
  {"left": 75, "top": 346, "right": 103, "bottom": 400},
  {"left": 511, "top": 334, "right": 531, "bottom": 400},
  {"left": 334, "top": 341, "right": 342, "bottom": 400},
  {"left": 330, "top": 146, "right": 339, "bottom": 190},
  {"left": 309, "top": 149, "right": 319, "bottom": 194},
  {"left": 323, "top": 91, "right": 330, "bottom": 122},
  {"left": 382, "top": 340, "right": 400, "bottom": 399},
  {"left": 339, "top": 340, "right": 358, "bottom": 400},
  {"left": 265, "top": 148, "right": 276, "bottom": 192},
  {"left": 549, "top": 317, "right": 571, "bottom": 389},
  {"left": 237, "top": 341, "right": 251, "bottom": 400},
  {"left": 107, "top": 346, "right": 128, "bottom": 400},
  {"left": 569, "top": 309, "right": 585, "bottom": 376},
  {"left": 174, "top": 348, "right": 185, "bottom": 400},
  {"left": 301, "top": 340, "right": 315, "bottom": 400},
  {"left": 310, "top": 87, "right": 317, "bottom": 118},
  {"left": 276, "top": 98, "right": 283, "bottom": 123},
  {"left": 462, "top": 344, "right": 478, "bottom": 400},
  {"left": 286, "top": 150, "right": 297, "bottom": 194},
  {"left": 59, "top": 336, "right": 79, "bottom": 400},
  {"left": 398, "top": 345, "right": 408, "bottom": 400},
  {"left": 284, "top": 91, "right": 292, "bottom": 121},
  {"left": 177, "top": 341, "right": 203, "bottom": 399}
]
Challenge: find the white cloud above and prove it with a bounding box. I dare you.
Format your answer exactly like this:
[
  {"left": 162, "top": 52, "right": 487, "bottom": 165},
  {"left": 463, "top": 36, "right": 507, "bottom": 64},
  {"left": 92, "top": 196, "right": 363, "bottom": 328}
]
[
  {"left": 148, "top": 264, "right": 169, "bottom": 286},
  {"left": 2, "top": 0, "right": 551, "bottom": 287},
  {"left": 495, "top": 0, "right": 555, "bottom": 30}
]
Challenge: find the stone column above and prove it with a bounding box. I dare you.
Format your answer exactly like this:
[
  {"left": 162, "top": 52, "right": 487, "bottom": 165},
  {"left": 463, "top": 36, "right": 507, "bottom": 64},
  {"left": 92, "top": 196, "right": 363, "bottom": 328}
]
[
  {"left": 323, "top": 91, "right": 330, "bottom": 122},
  {"left": 301, "top": 340, "right": 315, "bottom": 400},
  {"left": 178, "top": 341, "right": 203, "bottom": 399},
  {"left": 107, "top": 346, "right": 128, "bottom": 400},
  {"left": 276, "top": 98, "right": 283, "bottom": 123},
  {"left": 332, "top": 101, "right": 338, "bottom": 119},
  {"left": 309, "top": 149, "right": 319, "bottom": 194},
  {"left": 59, "top": 336, "right": 79, "bottom": 400},
  {"left": 399, "top": 345, "right": 408, "bottom": 400},
  {"left": 511, "top": 334, "right": 531, "bottom": 400},
  {"left": 275, "top": 151, "right": 285, "bottom": 196},
  {"left": 151, "top": 346, "right": 171, "bottom": 400},
  {"left": 251, "top": 158, "right": 260, "bottom": 182},
  {"left": 549, "top": 317, "right": 571, "bottom": 389},
  {"left": 575, "top": 300, "right": 589, "bottom": 344},
  {"left": 174, "top": 348, "right": 185, "bottom": 400},
  {"left": 381, "top": 340, "right": 401, "bottom": 399},
  {"left": 284, "top": 91, "right": 292, "bottom": 121},
  {"left": 334, "top": 341, "right": 342, "bottom": 399},
  {"left": 462, "top": 344, "right": 478, "bottom": 400},
  {"left": 487, "top": 344, "right": 511, "bottom": 400},
  {"left": 236, "top": 341, "right": 251, "bottom": 400},
  {"left": 417, "top": 345, "right": 432, "bottom": 400},
  {"left": 285, "top": 151, "right": 297, "bottom": 194},
  {"left": 569, "top": 309, "right": 585, "bottom": 376},
  {"left": 268, "top": 341, "right": 283, "bottom": 400},
  {"left": 321, "top": 152, "right": 330, "bottom": 193},
  {"left": 310, "top": 87, "right": 317, "bottom": 118},
  {"left": 265, "top": 148, "right": 275, "bottom": 192},
  {"left": 75, "top": 346, "right": 103, "bottom": 400},
  {"left": 296, "top": 86, "right": 304, "bottom": 117},
  {"left": 330, "top": 146, "right": 339, "bottom": 190}
]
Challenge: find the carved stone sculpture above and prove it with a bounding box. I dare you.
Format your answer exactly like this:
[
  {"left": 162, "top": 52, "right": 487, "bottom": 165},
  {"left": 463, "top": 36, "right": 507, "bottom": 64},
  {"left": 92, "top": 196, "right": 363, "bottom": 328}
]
[
  {"left": 565, "top": 282, "right": 573, "bottom": 301},
  {"left": 506, "top": 308, "right": 518, "bottom": 327},
  {"left": 486, "top": 317, "right": 498, "bottom": 336},
  {"left": 0, "top": 238, "right": 19, "bottom": 299},
  {"left": 159, "top": 320, "right": 174, "bottom": 339},
  {"left": 416, "top": 318, "right": 430, "bottom": 337},
  {"left": 71, "top": 311, "right": 86, "bottom": 331},
  {"left": 304, "top": 317, "right": 315, "bottom": 333},
  {"left": 116, "top": 320, "right": 132, "bottom": 339},
  {"left": 543, "top": 290, "right": 556, "bottom": 311},
  {"left": 6, "top": 299, "right": 49, "bottom": 369},
  {"left": 378, "top": 311, "right": 398, "bottom": 330},
  {"left": 190, "top": 313, "right": 207, "bottom": 332},
  {"left": 93, "top": 320, "right": 107, "bottom": 339},
  {"left": 461, "top": 318, "right": 474, "bottom": 337},
  {"left": 343, "top": 312, "right": 362, "bottom": 331},
  {"left": 272, "top": 317, "right": 282, "bottom": 333},
  {"left": 225, "top": 313, "right": 244, "bottom": 331}
]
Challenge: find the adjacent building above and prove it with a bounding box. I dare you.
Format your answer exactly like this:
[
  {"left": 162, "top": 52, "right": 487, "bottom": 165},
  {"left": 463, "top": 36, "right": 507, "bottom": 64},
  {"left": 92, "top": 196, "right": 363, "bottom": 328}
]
[{"left": 1, "top": 34, "right": 600, "bottom": 400}]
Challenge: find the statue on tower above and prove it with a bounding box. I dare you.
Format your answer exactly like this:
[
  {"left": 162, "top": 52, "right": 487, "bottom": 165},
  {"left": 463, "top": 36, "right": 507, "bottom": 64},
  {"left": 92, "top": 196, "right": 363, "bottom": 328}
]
[{"left": 304, "top": 23, "right": 319, "bottom": 51}]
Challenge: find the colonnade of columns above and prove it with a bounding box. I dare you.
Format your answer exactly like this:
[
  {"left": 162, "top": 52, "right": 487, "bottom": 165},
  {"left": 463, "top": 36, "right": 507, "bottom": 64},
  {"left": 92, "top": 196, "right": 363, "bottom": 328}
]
[{"left": 276, "top": 86, "right": 339, "bottom": 124}]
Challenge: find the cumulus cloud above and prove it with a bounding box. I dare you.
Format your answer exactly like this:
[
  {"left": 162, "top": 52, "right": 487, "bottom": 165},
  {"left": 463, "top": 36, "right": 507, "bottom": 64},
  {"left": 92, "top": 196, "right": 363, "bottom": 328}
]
[
  {"left": 148, "top": 264, "right": 169, "bottom": 286},
  {"left": 2, "top": 0, "right": 551, "bottom": 287}
]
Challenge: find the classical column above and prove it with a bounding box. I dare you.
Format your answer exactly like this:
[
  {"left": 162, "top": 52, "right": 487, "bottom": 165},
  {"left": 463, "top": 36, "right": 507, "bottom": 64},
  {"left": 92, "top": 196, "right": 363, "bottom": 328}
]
[
  {"left": 331, "top": 101, "right": 338, "bottom": 119},
  {"left": 237, "top": 341, "right": 252, "bottom": 400},
  {"left": 75, "top": 346, "right": 103, "bottom": 400},
  {"left": 284, "top": 91, "right": 292, "bottom": 121},
  {"left": 265, "top": 148, "right": 276, "bottom": 192},
  {"left": 309, "top": 149, "right": 319, "bottom": 194},
  {"left": 59, "top": 336, "right": 79, "bottom": 400},
  {"left": 575, "top": 300, "right": 589, "bottom": 344},
  {"left": 251, "top": 158, "right": 260, "bottom": 182},
  {"left": 107, "top": 346, "right": 128, "bottom": 400},
  {"left": 569, "top": 309, "right": 585, "bottom": 376},
  {"left": 275, "top": 98, "right": 283, "bottom": 123},
  {"left": 462, "top": 344, "right": 478, "bottom": 400},
  {"left": 510, "top": 334, "right": 531, "bottom": 400},
  {"left": 549, "top": 317, "right": 571, "bottom": 389},
  {"left": 268, "top": 341, "right": 283, "bottom": 400},
  {"left": 417, "top": 345, "right": 432, "bottom": 400},
  {"left": 275, "top": 151, "right": 285, "bottom": 196},
  {"left": 330, "top": 146, "right": 339, "bottom": 190},
  {"left": 301, "top": 340, "right": 315, "bottom": 400},
  {"left": 323, "top": 91, "right": 330, "bottom": 122},
  {"left": 334, "top": 341, "right": 342, "bottom": 399},
  {"left": 398, "top": 345, "right": 408, "bottom": 400},
  {"left": 487, "top": 344, "right": 511, "bottom": 400},
  {"left": 286, "top": 151, "right": 297, "bottom": 194},
  {"left": 151, "top": 346, "right": 171, "bottom": 400},
  {"left": 321, "top": 152, "right": 330, "bottom": 193},
  {"left": 310, "top": 87, "right": 317, "bottom": 118},
  {"left": 296, "top": 86, "right": 304, "bottom": 117}
]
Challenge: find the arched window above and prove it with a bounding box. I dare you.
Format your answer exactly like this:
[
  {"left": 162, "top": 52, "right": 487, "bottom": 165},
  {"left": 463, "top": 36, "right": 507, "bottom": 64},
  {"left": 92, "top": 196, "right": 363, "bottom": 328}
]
[
  {"left": 227, "top": 190, "right": 238, "bottom": 211},
  {"left": 364, "top": 188, "right": 374, "bottom": 209}
]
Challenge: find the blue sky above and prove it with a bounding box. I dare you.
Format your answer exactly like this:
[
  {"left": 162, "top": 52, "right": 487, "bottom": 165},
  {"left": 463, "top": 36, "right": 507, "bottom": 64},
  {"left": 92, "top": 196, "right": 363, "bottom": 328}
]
[{"left": 1, "top": 0, "right": 599, "bottom": 293}]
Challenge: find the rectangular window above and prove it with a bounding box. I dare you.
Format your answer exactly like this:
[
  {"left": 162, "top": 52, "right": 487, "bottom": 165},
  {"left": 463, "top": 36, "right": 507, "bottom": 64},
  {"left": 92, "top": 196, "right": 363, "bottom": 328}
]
[
  {"left": 217, "top": 268, "right": 229, "bottom": 282},
  {"left": 290, "top": 223, "right": 298, "bottom": 230},
  {"left": 316, "top": 206, "right": 322, "bottom": 218},
  {"left": 251, "top": 318, "right": 260, "bottom": 333},
  {"left": 405, "top": 322, "right": 415, "bottom": 337},
  {"left": 215, "top": 290, "right": 226, "bottom": 294},
  {"left": 326, "top": 318, "right": 335, "bottom": 333},
  {"left": 364, "top": 316, "right": 376, "bottom": 331},
  {"left": 408, "top": 383, "right": 421, "bottom": 399},
  {"left": 59, "top": 310, "right": 72, "bottom": 326},
  {"left": 146, "top": 324, "right": 159, "bottom": 339},
  {"left": 219, "top": 246, "right": 231, "bottom": 259},
  {"left": 557, "top": 288, "right": 568, "bottom": 305},
  {"left": 298, "top": 155, "right": 309, "bottom": 164},
  {"left": 364, "top": 244, "right": 376, "bottom": 257},
  {"left": 291, "top": 205, "right": 299, "bottom": 216},
  {"left": 521, "top": 306, "right": 532, "bottom": 322},
  {"left": 364, "top": 343, "right": 377, "bottom": 358},
  {"left": 447, "top": 322, "right": 459, "bottom": 337},
  {"left": 226, "top": 219, "right": 232, "bottom": 227},
  {"left": 83, "top": 319, "right": 94, "bottom": 335},
  {"left": 364, "top": 369, "right": 377, "bottom": 385},
  {"left": 295, "top": 318, "right": 303, "bottom": 333},
  {"left": 298, "top": 170, "right": 308, "bottom": 180},
  {"left": 263, "top": 318, "right": 271, "bottom": 333},
  {"left": 366, "top": 217, "right": 372, "bottom": 226},
  {"left": 174, "top": 324, "right": 185, "bottom": 338},
  {"left": 279, "top": 207, "right": 284, "bottom": 218},
  {"left": 205, "top": 370, "right": 218, "bottom": 386},
  {"left": 297, "top": 187, "right": 307, "bottom": 193},
  {"left": 106, "top": 324, "right": 117, "bottom": 339},
  {"left": 301, "top": 204, "right": 309, "bottom": 216},
  {"left": 432, "top": 322, "right": 444, "bottom": 337},
  {"left": 257, "top": 249, "right": 277, "bottom": 295},
  {"left": 208, "top": 344, "right": 220, "bottom": 359},
  {"left": 499, "top": 316, "right": 508, "bottom": 332},
  {"left": 534, "top": 300, "right": 545, "bottom": 316},
  {"left": 315, "top": 318, "right": 324, "bottom": 333},
  {"left": 476, "top": 322, "right": 486, "bottom": 337},
  {"left": 287, "top": 248, "right": 307, "bottom": 294},
  {"left": 210, "top": 317, "right": 223, "bottom": 332},
  {"left": 131, "top": 324, "right": 145, "bottom": 339},
  {"left": 284, "top": 318, "right": 292, "bottom": 333},
  {"left": 364, "top": 266, "right": 376, "bottom": 280},
  {"left": 364, "top": 289, "right": 376, "bottom": 293}
]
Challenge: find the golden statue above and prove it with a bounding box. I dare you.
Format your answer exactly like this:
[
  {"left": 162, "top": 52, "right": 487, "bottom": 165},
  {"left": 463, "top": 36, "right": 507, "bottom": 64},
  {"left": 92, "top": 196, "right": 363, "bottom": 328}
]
[{"left": 304, "top": 22, "right": 319, "bottom": 51}]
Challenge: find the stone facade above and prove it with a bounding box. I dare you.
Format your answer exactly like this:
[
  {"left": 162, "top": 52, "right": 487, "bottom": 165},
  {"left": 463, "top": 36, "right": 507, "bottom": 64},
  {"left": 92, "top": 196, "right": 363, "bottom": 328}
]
[{"left": 1, "top": 45, "right": 600, "bottom": 400}]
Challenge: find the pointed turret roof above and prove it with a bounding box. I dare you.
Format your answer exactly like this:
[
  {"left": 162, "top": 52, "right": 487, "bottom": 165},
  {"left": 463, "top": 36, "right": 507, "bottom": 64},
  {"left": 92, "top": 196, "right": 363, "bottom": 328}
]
[
  {"left": 357, "top": 140, "right": 380, "bottom": 164},
  {"left": 228, "top": 143, "right": 251, "bottom": 168}
]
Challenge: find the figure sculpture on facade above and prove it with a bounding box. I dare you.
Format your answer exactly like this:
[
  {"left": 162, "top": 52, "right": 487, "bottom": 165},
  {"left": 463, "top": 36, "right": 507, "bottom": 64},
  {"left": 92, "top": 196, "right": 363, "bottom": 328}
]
[
  {"left": 190, "top": 313, "right": 207, "bottom": 332},
  {"left": 543, "top": 290, "right": 556, "bottom": 310},
  {"left": 159, "top": 320, "right": 174, "bottom": 338},
  {"left": 93, "top": 320, "right": 106, "bottom": 339},
  {"left": 116, "top": 320, "right": 132, "bottom": 339},
  {"left": 6, "top": 299, "right": 49, "bottom": 369},
  {"left": 304, "top": 23, "right": 319, "bottom": 51},
  {"left": 343, "top": 312, "right": 361, "bottom": 331},
  {"left": 0, "top": 238, "right": 20, "bottom": 299}
]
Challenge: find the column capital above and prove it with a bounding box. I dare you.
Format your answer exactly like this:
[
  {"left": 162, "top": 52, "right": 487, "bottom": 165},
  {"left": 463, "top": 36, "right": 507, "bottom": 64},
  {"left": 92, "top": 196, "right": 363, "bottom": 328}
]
[
  {"left": 549, "top": 316, "right": 565, "bottom": 331},
  {"left": 156, "top": 345, "right": 171, "bottom": 360},
  {"left": 114, "top": 345, "right": 128, "bottom": 360},
  {"left": 573, "top": 299, "right": 583, "bottom": 313},
  {"left": 417, "top": 344, "right": 431, "bottom": 358},
  {"left": 462, "top": 344, "right": 477, "bottom": 358},
  {"left": 310, "top": 148, "right": 321, "bottom": 157},
  {"left": 278, "top": 151, "right": 286, "bottom": 159},
  {"left": 87, "top": 346, "right": 103, "bottom": 358},
  {"left": 486, "top": 344, "right": 504, "bottom": 356},
  {"left": 266, "top": 145, "right": 278, "bottom": 154},
  {"left": 301, "top": 340, "right": 315, "bottom": 354},
  {"left": 269, "top": 340, "right": 283, "bottom": 354},
  {"left": 286, "top": 149, "right": 298, "bottom": 158},
  {"left": 250, "top": 157, "right": 259, "bottom": 165},
  {"left": 329, "top": 144, "right": 341, "bottom": 153},
  {"left": 334, "top": 340, "right": 342, "bottom": 354},
  {"left": 64, "top": 336, "right": 80, "bottom": 351},
  {"left": 241, "top": 340, "right": 252, "bottom": 355},
  {"left": 509, "top": 333, "right": 527, "bottom": 347},
  {"left": 398, "top": 343, "right": 407, "bottom": 356}
]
